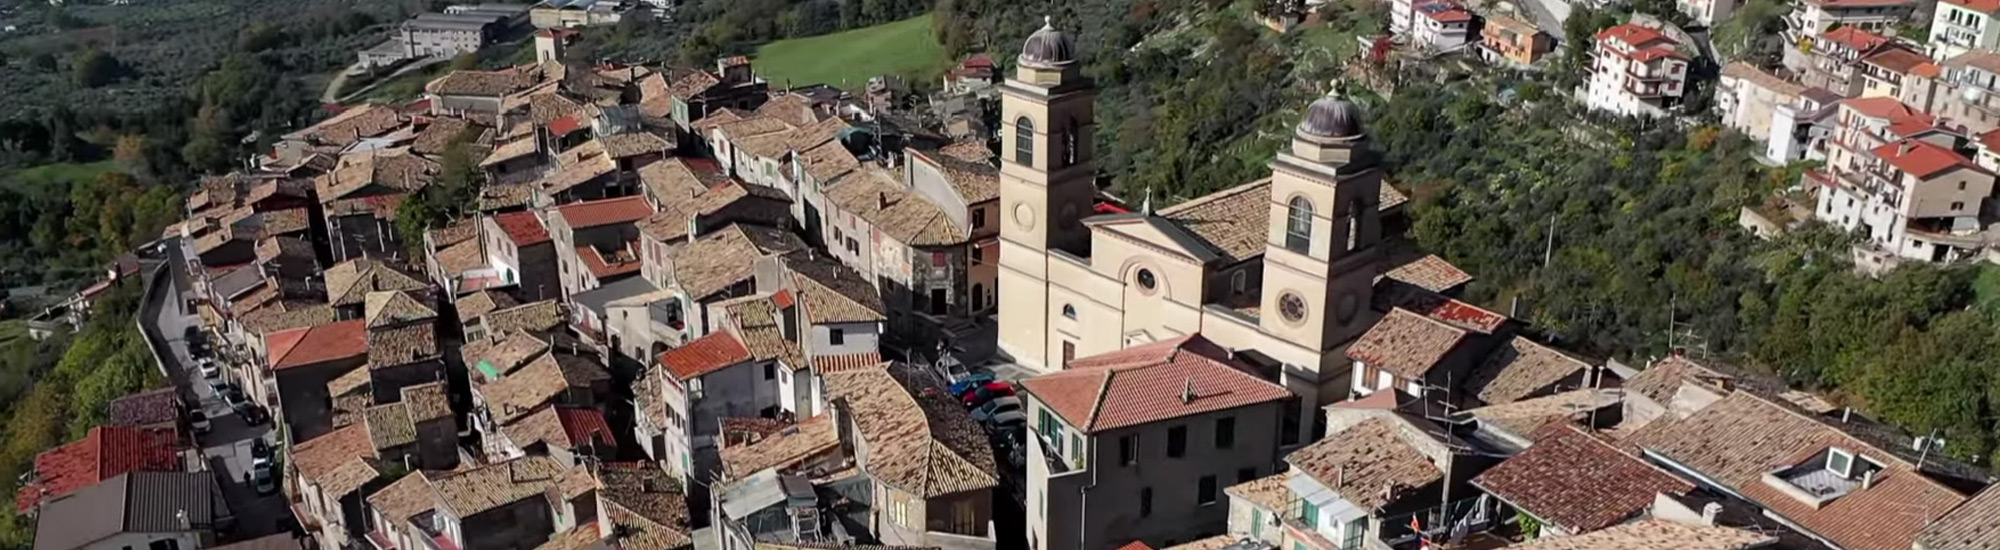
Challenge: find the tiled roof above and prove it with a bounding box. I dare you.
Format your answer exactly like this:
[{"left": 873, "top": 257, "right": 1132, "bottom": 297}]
[
  {"left": 492, "top": 211, "right": 552, "bottom": 246},
  {"left": 786, "top": 254, "right": 886, "bottom": 324},
  {"left": 1872, "top": 139, "right": 1984, "bottom": 179},
  {"left": 434, "top": 237, "right": 486, "bottom": 280},
  {"left": 366, "top": 323, "right": 440, "bottom": 368},
  {"left": 1624, "top": 355, "right": 1734, "bottom": 407},
  {"left": 673, "top": 224, "right": 804, "bottom": 299},
  {"left": 481, "top": 300, "right": 564, "bottom": 336},
  {"left": 1373, "top": 280, "right": 1510, "bottom": 334},
  {"left": 1945, "top": 49, "right": 2000, "bottom": 74},
  {"left": 430, "top": 455, "right": 568, "bottom": 517},
  {"left": 328, "top": 367, "right": 373, "bottom": 401},
  {"left": 365, "top": 472, "right": 437, "bottom": 524},
  {"left": 1285, "top": 417, "right": 1444, "bottom": 510},
  {"left": 505, "top": 405, "right": 612, "bottom": 450},
  {"left": 1472, "top": 424, "right": 1693, "bottom": 533},
  {"left": 659, "top": 330, "right": 752, "bottom": 380},
  {"left": 479, "top": 353, "right": 582, "bottom": 424},
  {"left": 365, "top": 402, "right": 418, "bottom": 451},
  {"left": 255, "top": 236, "right": 316, "bottom": 268},
  {"left": 691, "top": 108, "right": 744, "bottom": 132},
  {"left": 539, "top": 141, "right": 620, "bottom": 196},
  {"left": 324, "top": 259, "right": 429, "bottom": 307},
  {"left": 267, "top": 320, "right": 368, "bottom": 371},
  {"left": 1629, "top": 392, "right": 1971, "bottom": 550},
  {"left": 1864, "top": 46, "right": 1932, "bottom": 75},
  {"left": 1156, "top": 179, "right": 1271, "bottom": 264},
  {"left": 601, "top": 131, "right": 672, "bottom": 158},
  {"left": 826, "top": 364, "right": 998, "bottom": 498},
  {"left": 480, "top": 135, "right": 540, "bottom": 167},
  {"left": 429, "top": 69, "right": 538, "bottom": 97},
  {"left": 32, "top": 471, "right": 219, "bottom": 550},
  {"left": 812, "top": 352, "right": 884, "bottom": 374},
  {"left": 557, "top": 195, "right": 654, "bottom": 229},
  {"left": 106, "top": 388, "right": 180, "bottom": 428},
  {"left": 532, "top": 521, "right": 604, "bottom": 550},
  {"left": 667, "top": 70, "right": 721, "bottom": 100},
  {"left": 1822, "top": 26, "right": 1889, "bottom": 52},
  {"left": 1346, "top": 308, "right": 1469, "bottom": 379},
  {"left": 786, "top": 116, "right": 850, "bottom": 151},
  {"left": 798, "top": 140, "right": 861, "bottom": 183},
  {"left": 824, "top": 167, "right": 968, "bottom": 247},
  {"left": 938, "top": 141, "right": 992, "bottom": 163},
  {"left": 1918, "top": 483, "right": 2000, "bottom": 550},
  {"left": 365, "top": 290, "right": 437, "bottom": 328},
  {"left": 1596, "top": 23, "right": 1673, "bottom": 49},
  {"left": 291, "top": 104, "right": 406, "bottom": 147},
  {"left": 403, "top": 382, "right": 453, "bottom": 423},
  {"left": 1947, "top": 0, "right": 2000, "bottom": 13},
  {"left": 1503, "top": 519, "right": 1772, "bottom": 549},
  {"left": 237, "top": 301, "right": 338, "bottom": 336},
  {"left": 1722, "top": 62, "right": 1807, "bottom": 98},
  {"left": 479, "top": 183, "right": 536, "bottom": 211},
  {"left": 411, "top": 117, "right": 488, "bottom": 157},
  {"left": 1224, "top": 475, "right": 1291, "bottom": 513},
  {"left": 1464, "top": 388, "right": 1622, "bottom": 440},
  {"left": 722, "top": 295, "right": 804, "bottom": 369},
  {"left": 1844, "top": 97, "right": 1931, "bottom": 126},
  {"left": 719, "top": 415, "right": 840, "bottom": 477},
  {"left": 754, "top": 93, "right": 819, "bottom": 127},
  {"left": 293, "top": 424, "right": 376, "bottom": 490},
  {"left": 456, "top": 290, "right": 521, "bottom": 323},
  {"left": 316, "top": 149, "right": 439, "bottom": 202},
  {"left": 598, "top": 463, "right": 692, "bottom": 546},
  {"left": 919, "top": 150, "right": 1000, "bottom": 204},
  {"left": 577, "top": 241, "right": 642, "bottom": 280},
  {"left": 1383, "top": 255, "right": 1472, "bottom": 293},
  {"left": 464, "top": 330, "right": 551, "bottom": 382},
  {"left": 15, "top": 427, "right": 180, "bottom": 513},
  {"left": 1020, "top": 334, "right": 1292, "bottom": 433},
  {"left": 1464, "top": 337, "right": 1592, "bottom": 405}
]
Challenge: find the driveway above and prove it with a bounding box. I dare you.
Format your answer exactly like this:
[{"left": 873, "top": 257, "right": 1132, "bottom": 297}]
[{"left": 149, "top": 243, "right": 290, "bottom": 540}]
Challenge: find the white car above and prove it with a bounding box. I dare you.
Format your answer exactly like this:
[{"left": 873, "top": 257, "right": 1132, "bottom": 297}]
[
  {"left": 972, "top": 396, "right": 1022, "bottom": 424},
  {"left": 188, "top": 410, "right": 211, "bottom": 435},
  {"left": 196, "top": 357, "right": 221, "bottom": 379}
]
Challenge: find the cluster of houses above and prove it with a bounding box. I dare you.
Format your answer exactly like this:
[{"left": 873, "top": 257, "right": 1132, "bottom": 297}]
[{"left": 17, "top": 10, "right": 2000, "bottom": 550}]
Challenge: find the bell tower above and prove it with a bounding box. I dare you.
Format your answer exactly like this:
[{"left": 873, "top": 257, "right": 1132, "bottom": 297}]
[
  {"left": 996, "top": 18, "right": 1098, "bottom": 371},
  {"left": 1257, "top": 84, "right": 1384, "bottom": 354}
]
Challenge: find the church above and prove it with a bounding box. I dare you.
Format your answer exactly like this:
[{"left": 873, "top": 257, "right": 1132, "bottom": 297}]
[{"left": 995, "top": 20, "right": 1408, "bottom": 444}]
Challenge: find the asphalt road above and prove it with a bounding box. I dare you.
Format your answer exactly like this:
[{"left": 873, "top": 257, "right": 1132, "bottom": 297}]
[{"left": 151, "top": 243, "right": 290, "bottom": 540}]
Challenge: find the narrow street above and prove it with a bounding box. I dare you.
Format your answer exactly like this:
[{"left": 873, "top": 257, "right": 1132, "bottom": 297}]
[{"left": 149, "top": 240, "right": 292, "bottom": 540}]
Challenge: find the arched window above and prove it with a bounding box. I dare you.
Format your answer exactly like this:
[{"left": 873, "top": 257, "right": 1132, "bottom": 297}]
[
  {"left": 1346, "top": 198, "right": 1363, "bottom": 252},
  {"left": 1061, "top": 117, "right": 1079, "bottom": 167},
  {"left": 1015, "top": 116, "right": 1036, "bottom": 166},
  {"left": 1062, "top": 304, "right": 1077, "bottom": 319},
  {"left": 1285, "top": 197, "right": 1313, "bottom": 253}
]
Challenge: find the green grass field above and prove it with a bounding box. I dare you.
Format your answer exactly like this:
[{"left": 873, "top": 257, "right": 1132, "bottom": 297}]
[
  {"left": 753, "top": 14, "right": 947, "bottom": 90},
  {"left": 0, "top": 161, "right": 119, "bottom": 194}
]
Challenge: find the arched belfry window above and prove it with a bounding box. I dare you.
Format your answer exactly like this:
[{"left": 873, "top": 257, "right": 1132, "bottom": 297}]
[
  {"left": 1062, "top": 117, "right": 1079, "bottom": 167},
  {"left": 1285, "top": 197, "right": 1313, "bottom": 253},
  {"left": 1346, "top": 198, "right": 1363, "bottom": 252},
  {"left": 1015, "top": 116, "right": 1036, "bottom": 166}
]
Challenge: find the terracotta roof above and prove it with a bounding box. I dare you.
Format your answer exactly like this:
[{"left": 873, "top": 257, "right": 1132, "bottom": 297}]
[
  {"left": 1501, "top": 519, "right": 1773, "bottom": 550},
  {"left": 824, "top": 364, "right": 997, "bottom": 497},
  {"left": 464, "top": 330, "right": 552, "bottom": 382},
  {"left": 719, "top": 415, "right": 840, "bottom": 477},
  {"left": 506, "top": 405, "right": 613, "bottom": 450},
  {"left": 482, "top": 300, "right": 563, "bottom": 335},
  {"left": 435, "top": 236, "right": 486, "bottom": 280},
  {"left": 479, "top": 353, "right": 585, "bottom": 424},
  {"left": 107, "top": 388, "right": 180, "bottom": 428},
  {"left": 1473, "top": 424, "right": 1694, "bottom": 532},
  {"left": 785, "top": 253, "right": 886, "bottom": 324},
  {"left": 1224, "top": 474, "right": 1291, "bottom": 513},
  {"left": 366, "top": 322, "right": 440, "bottom": 367},
  {"left": 292, "top": 424, "right": 376, "bottom": 490},
  {"left": 1464, "top": 388, "right": 1623, "bottom": 439},
  {"left": 938, "top": 141, "right": 992, "bottom": 163},
  {"left": 430, "top": 455, "right": 568, "bottom": 517},
  {"left": 1415, "top": 0, "right": 1473, "bottom": 22},
  {"left": 577, "top": 241, "right": 642, "bottom": 280},
  {"left": 667, "top": 70, "right": 721, "bottom": 100},
  {"left": 1595, "top": 23, "right": 1673, "bottom": 49},
  {"left": 316, "top": 149, "right": 439, "bottom": 202},
  {"left": 411, "top": 117, "right": 488, "bottom": 157},
  {"left": 238, "top": 301, "right": 338, "bottom": 336},
  {"left": 428, "top": 68, "right": 538, "bottom": 97},
  {"left": 365, "top": 402, "right": 417, "bottom": 451},
  {"left": 722, "top": 295, "right": 804, "bottom": 369},
  {"left": 601, "top": 131, "right": 672, "bottom": 158},
  {"left": 492, "top": 211, "right": 552, "bottom": 246},
  {"left": 365, "top": 472, "right": 437, "bottom": 524},
  {"left": 539, "top": 141, "right": 620, "bottom": 195},
  {"left": 1844, "top": 97, "right": 1931, "bottom": 126},
  {"left": 1156, "top": 179, "right": 1272, "bottom": 264},
  {"left": 1946, "top": 0, "right": 2000, "bottom": 13},
  {"left": 692, "top": 109, "right": 745, "bottom": 133},
  {"left": 320, "top": 459, "right": 382, "bottom": 502},
  {"left": 1347, "top": 308, "right": 1469, "bottom": 379},
  {"left": 365, "top": 290, "right": 437, "bottom": 329},
  {"left": 480, "top": 135, "right": 540, "bottom": 167},
  {"left": 1464, "top": 337, "right": 1592, "bottom": 405},
  {"left": 1722, "top": 62, "right": 1807, "bottom": 98},
  {"left": 291, "top": 104, "right": 406, "bottom": 147},
  {"left": 324, "top": 259, "right": 428, "bottom": 307},
  {"left": 1945, "top": 49, "right": 2000, "bottom": 75},
  {"left": 1383, "top": 255, "right": 1472, "bottom": 293},
  {"left": 557, "top": 195, "right": 654, "bottom": 229},
  {"left": 403, "top": 382, "right": 453, "bottom": 423},
  {"left": 1020, "top": 334, "right": 1292, "bottom": 433},
  {"left": 660, "top": 330, "right": 752, "bottom": 380},
  {"left": 456, "top": 290, "right": 521, "bottom": 323},
  {"left": 672, "top": 224, "right": 804, "bottom": 299},
  {"left": 531, "top": 521, "right": 604, "bottom": 550},
  {"left": 255, "top": 236, "right": 316, "bottom": 268},
  {"left": 1872, "top": 139, "right": 1985, "bottom": 179},
  {"left": 786, "top": 116, "right": 850, "bottom": 151},
  {"left": 267, "top": 320, "right": 368, "bottom": 371},
  {"left": 1865, "top": 47, "right": 1933, "bottom": 76},
  {"left": 1628, "top": 392, "right": 1971, "bottom": 550},
  {"left": 754, "top": 93, "right": 819, "bottom": 127},
  {"left": 15, "top": 427, "right": 180, "bottom": 513},
  {"left": 798, "top": 140, "right": 861, "bottom": 183},
  {"left": 598, "top": 464, "right": 692, "bottom": 549},
  {"left": 918, "top": 150, "right": 1000, "bottom": 204},
  {"left": 1823, "top": 26, "right": 1889, "bottom": 52},
  {"left": 824, "top": 168, "right": 968, "bottom": 247},
  {"left": 1285, "top": 417, "right": 1445, "bottom": 510},
  {"left": 1918, "top": 483, "right": 2000, "bottom": 550}
]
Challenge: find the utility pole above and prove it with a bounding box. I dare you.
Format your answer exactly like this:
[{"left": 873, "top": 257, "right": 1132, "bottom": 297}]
[{"left": 1542, "top": 215, "right": 1556, "bottom": 268}]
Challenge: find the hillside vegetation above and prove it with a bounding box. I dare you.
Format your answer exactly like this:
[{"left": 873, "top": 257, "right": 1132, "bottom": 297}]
[{"left": 754, "top": 14, "right": 947, "bottom": 89}]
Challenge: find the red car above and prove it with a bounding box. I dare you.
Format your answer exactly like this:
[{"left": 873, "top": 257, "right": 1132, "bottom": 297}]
[{"left": 962, "top": 381, "right": 1015, "bottom": 407}]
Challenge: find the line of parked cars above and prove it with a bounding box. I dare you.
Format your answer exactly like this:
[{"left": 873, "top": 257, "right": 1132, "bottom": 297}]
[
  {"left": 935, "top": 356, "right": 1028, "bottom": 469},
  {"left": 185, "top": 326, "right": 269, "bottom": 427}
]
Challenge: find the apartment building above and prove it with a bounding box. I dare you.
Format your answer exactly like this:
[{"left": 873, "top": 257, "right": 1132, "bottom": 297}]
[
  {"left": 1816, "top": 135, "right": 1996, "bottom": 262},
  {"left": 1584, "top": 23, "right": 1689, "bottom": 118},
  {"left": 1021, "top": 336, "right": 1293, "bottom": 550},
  {"left": 1861, "top": 46, "right": 1941, "bottom": 111},
  {"left": 1478, "top": 16, "right": 1553, "bottom": 67},
  {"left": 1936, "top": 50, "right": 2000, "bottom": 136},
  {"left": 1718, "top": 62, "right": 1810, "bottom": 148},
  {"left": 1408, "top": 1, "right": 1475, "bottom": 52},
  {"left": 1780, "top": 0, "right": 1915, "bottom": 62},
  {"left": 1795, "top": 27, "right": 1902, "bottom": 97},
  {"left": 1929, "top": 0, "right": 2000, "bottom": 61}
]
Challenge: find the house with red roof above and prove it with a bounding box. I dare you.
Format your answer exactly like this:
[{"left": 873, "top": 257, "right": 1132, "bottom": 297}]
[
  {"left": 1407, "top": 0, "right": 1475, "bottom": 52},
  {"left": 262, "top": 319, "right": 370, "bottom": 444},
  {"left": 1018, "top": 335, "right": 1293, "bottom": 550},
  {"left": 1584, "top": 22, "right": 1690, "bottom": 118},
  {"left": 1779, "top": 0, "right": 1916, "bottom": 71},
  {"left": 16, "top": 426, "right": 186, "bottom": 515},
  {"left": 1793, "top": 26, "right": 1921, "bottom": 98},
  {"left": 481, "top": 210, "right": 561, "bottom": 302},
  {"left": 1817, "top": 135, "right": 1997, "bottom": 263},
  {"left": 547, "top": 195, "right": 654, "bottom": 299}
]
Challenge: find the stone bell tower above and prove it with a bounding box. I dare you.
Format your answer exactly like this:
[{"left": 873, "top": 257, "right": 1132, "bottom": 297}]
[
  {"left": 1258, "top": 83, "right": 1384, "bottom": 355},
  {"left": 996, "top": 18, "right": 1099, "bottom": 371}
]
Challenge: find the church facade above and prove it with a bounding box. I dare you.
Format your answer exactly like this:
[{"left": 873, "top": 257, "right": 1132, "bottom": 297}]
[{"left": 994, "top": 21, "right": 1389, "bottom": 443}]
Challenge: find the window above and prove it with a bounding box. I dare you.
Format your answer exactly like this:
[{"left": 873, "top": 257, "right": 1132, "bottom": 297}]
[
  {"left": 1961, "top": 181, "right": 1969, "bottom": 190},
  {"left": 1119, "top": 435, "right": 1138, "bottom": 466},
  {"left": 973, "top": 208, "right": 987, "bottom": 228},
  {"left": 971, "top": 245, "right": 984, "bottom": 264},
  {"left": 1253, "top": 510, "right": 1264, "bottom": 538},
  {"left": 1062, "top": 118, "right": 1079, "bottom": 167},
  {"left": 933, "top": 251, "right": 947, "bottom": 267},
  {"left": 763, "top": 363, "right": 775, "bottom": 379},
  {"left": 1167, "top": 425, "right": 1187, "bottom": 457},
  {"left": 1136, "top": 269, "right": 1158, "bottom": 291},
  {"left": 1827, "top": 448, "right": 1855, "bottom": 478},
  {"left": 1215, "top": 417, "right": 1236, "bottom": 448},
  {"left": 1285, "top": 197, "right": 1313, "bottom": 252},
  {"left": 1198, "top": 475, "right": 1217, "bottom": 505},
  {"left": 1139, "top": 487, "right": 1153, "bottom": 517},
  {"left": 1231, "top": 271, "right": 1247, "bottom": 294},
  {"left": 1015, "top": 117, "right": 1036, "bottom": 166},
  {"left": 830, "top": 328, "right": 845, "bottom": 346},
  {"left": 1952, "top": 201, "right": 1966, "bottom": 210},
  {"left": 1299, "top": 501, "right": 1319, "bottom": 528},
  {"left": 1346, "top": 198, "right": 1363, "bottom": 252},
  {"left": 1072, "top": 434, "right": 1084, "bottom": 464},
  {"left": 1342, "top": 518, "right": 1367, "bottom": 550},
  {"left": 148, "top": 540, "right": 180, "bottom": 550},
  {"left": 1062, "top": 304, "right": 1077, "bottom": 319},
  {"left": 1238, "top": 467, "right": 1256, "bottom": 483}
]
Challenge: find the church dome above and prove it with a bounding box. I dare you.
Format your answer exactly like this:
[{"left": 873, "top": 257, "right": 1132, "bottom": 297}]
[
  {"left": 1019, "top": 17, "right": 1077, "bottom": 69},
  {"left": 1298, "top": 84, "right": 1365, "bottom": 139}
]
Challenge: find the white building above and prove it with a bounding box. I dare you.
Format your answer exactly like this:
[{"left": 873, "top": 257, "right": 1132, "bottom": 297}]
[
  {"left": 1814, "top": 129, "right": 1999, "bottom": 263},
  {"left": 1585, "top": 23, "right": 1690, "bottom": 118},
  {"left": 1679, "top": 0, "right": 1738, "bottom": 26},
  {"left": 1930, "top": 0, "right": 2000, "bottom": 62},
  {"left": 1408, "top": 1, "right": 1475, "bottom": 52}
]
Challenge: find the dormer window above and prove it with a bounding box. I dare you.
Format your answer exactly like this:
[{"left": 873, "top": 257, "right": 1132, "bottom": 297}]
[{"left": 1826, "top": 447, "right": 1854, "bottom": 478}]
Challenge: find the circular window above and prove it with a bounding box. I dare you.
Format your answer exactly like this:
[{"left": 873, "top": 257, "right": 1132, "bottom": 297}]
[
  {"left": 1279, "top": 292, "right": 1309, "bottom": 324},
  {"left": 1136, "top": 269, "right": 1158, "bottom": 291},
  {"left": 1014, "top": 202, "right": 1037, "bottom": 230},
  {"left": 1335, "top": 291, "right": 1361, "bottom": 323}
]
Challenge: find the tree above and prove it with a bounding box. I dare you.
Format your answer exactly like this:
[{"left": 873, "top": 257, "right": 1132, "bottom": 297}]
[
  {"left": 71, "top": 48, "right": 121, "bottom": 88},
  {"left": 181, "top": 105, "right": 234, "bottom": 174},
  {"left": 1713, "top": 0, "right": 1788, "bottom": 63},
  {"left": 113, "top": 134, "right": 151, "bottom": 177},
  {"left": 448, "top": 52, "right": 481, "bottom": 71}
]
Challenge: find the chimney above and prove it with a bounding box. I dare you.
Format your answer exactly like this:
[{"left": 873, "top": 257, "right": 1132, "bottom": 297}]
[
  {"left": 877, "top": 191, "right": 891, "bottom": 211},
  {"left": 1862, "top": 469, "right": 1877, "bottom": 489},
  {"left": 1700, "top": 502, "right": 1722, "bottom": 525},
  {"left": 1842, "top": 407, "right": 1853, "bottom": 423},
  {"left": 1181, "top": 378, "right": 1195, "bottom": 404}
]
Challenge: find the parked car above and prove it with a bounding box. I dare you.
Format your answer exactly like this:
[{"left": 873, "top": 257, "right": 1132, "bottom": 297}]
[
  {"left": 207, "top": 379, "right": 232, "bottom": 397},
  {"left": 988, "top": 410, "right": 1027, "bottom": 435},
  {"left": 962, "top": 381, "right": 1016, "bottom": 407},
  {"left": 972, "top": 396, "right": 1022, "bottom": 424},
  {"left": 182, "top": 326, "right": 201, "bottom": 342},
  {"left": 188, "top": 410, "right": 211, "bottom": 435},
  {"left": 947, "top": 372, "right": 997, "bottom": 397},
  {"left": 250, "top": 462, "right": 276, "bottom": 495},
  {"left": 221, "top": 387, "right": 247, "bottom": 411},
  {"left": 250, "top": 438, "right": 272, "bottom": 467},
  {"left": 197, "top": 357, "right": 221, "bottom": 379}
]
